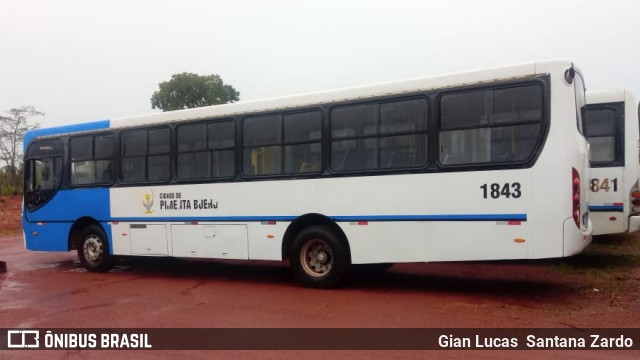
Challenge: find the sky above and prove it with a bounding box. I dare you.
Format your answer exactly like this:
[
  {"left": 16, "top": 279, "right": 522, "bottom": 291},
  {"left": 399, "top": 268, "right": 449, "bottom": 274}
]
[{"left": 1, "top": 0, "right": 639, "bottom": 128}]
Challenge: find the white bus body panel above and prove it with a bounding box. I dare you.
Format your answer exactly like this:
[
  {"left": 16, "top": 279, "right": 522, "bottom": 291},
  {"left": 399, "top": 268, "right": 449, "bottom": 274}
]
[
  {"left": 171, "top": 224, "right": 248, "bottom": 259},
  {"left": 129, "top": 224, "right": 168, "bottom": 255}
]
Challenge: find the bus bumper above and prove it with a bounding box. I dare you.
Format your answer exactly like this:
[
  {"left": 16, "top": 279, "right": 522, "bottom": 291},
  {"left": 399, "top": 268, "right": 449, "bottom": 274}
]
[
  {"left": 23, "top": 221, "right": 72, "bottom": 252},
  {"left": 628, "top": 215, "right": 640, "bottom": 233},
  {"left": 563, "top": 218, "right": 593, "bottom": 257}
]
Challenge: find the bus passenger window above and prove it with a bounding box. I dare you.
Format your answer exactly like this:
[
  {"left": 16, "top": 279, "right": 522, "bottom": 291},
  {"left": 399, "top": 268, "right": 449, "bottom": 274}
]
[
  {"left": 439, "top": 85, "right": 543, "bottom": 166},
  {"left": 70, "top": 134, "right": 114, "bottom": 186},
  {"left": 120, "top": 127, "right": 170, "bottom": 183},
  {"left": 177, "top": 120, "right": 235, "bottom": 180},
  {"left": 244, "top": 110, "right": 322, "bottom": 176},
  {"left": 331, "top": 98, "right": 428, "bottom": 172}
]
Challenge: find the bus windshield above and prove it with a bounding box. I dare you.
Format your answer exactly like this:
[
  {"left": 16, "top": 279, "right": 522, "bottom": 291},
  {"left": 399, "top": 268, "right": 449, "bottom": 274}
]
[{"left": 24, "top": 139, "right": 63, "bottom": 210}]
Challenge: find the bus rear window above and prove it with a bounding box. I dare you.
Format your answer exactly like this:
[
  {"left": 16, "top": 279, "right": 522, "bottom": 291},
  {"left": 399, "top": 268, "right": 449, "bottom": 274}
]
[{"left": 584, "top": 108, "right": 618, "bottom": 164}]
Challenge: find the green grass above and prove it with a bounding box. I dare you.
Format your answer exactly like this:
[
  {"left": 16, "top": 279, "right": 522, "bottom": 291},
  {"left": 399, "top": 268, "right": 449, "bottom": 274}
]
[
  {"left": 551, "top": 233, "right": 640, "bottom": 296},
  {"left": 558, "top": 234, "right": 640, "bottom": 272}
]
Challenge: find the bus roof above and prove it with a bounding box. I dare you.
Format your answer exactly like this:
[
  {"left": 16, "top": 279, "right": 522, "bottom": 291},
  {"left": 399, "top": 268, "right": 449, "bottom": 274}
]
[
  {"left": 110, "top": 58, "right": 573, "bottom": 129},
  {"left": 24, "top": 58, "right": 575, "bottom": 144},
  {"left": 586, "top": 89, "right": 633, "bottom": 104}
]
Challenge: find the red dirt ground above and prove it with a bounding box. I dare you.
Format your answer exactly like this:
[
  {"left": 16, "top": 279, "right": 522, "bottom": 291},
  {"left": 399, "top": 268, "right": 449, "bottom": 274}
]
[{"left": 0, "top": 231, "right": 638, "bottom": 359}]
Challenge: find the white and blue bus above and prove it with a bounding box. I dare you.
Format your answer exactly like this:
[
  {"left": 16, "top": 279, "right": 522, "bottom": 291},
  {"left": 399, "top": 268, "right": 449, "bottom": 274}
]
[
  {"left": 23, "top": 59, "right": 592, "bottom": 288},
  {"left": 584, "top": 89, "right": 640, "bottom": 235}
]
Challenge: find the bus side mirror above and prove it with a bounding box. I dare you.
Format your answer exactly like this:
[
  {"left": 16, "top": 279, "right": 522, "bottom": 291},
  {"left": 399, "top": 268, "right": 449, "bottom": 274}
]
[{"left": 564, "top": 68, "right": 575, "bottom": 84}]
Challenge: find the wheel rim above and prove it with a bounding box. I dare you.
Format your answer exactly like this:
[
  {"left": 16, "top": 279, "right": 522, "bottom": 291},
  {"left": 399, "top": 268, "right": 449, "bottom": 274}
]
[
  {"left": 83, "top": 235, "right": 104, "bottom": 264},
  {"left": 300, "top": 238, "right": 333, "bottom": 277}
]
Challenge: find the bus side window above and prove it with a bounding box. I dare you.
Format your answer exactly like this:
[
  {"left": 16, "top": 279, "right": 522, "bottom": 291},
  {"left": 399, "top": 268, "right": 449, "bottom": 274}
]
[
  {"left": 439, "top": 84, "right": 543, "bottom": 166},
  {"left": 244, "top": 110, "right": 322, "bottom": 177}
]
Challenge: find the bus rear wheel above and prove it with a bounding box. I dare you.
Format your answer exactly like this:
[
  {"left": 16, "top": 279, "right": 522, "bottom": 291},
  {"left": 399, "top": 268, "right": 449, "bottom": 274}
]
[
  {"left": 77, "top": 225, "right": 113, "bottom": 272},
  {"left": 289, "top": 226, "right": 350, "bottom": 289}
]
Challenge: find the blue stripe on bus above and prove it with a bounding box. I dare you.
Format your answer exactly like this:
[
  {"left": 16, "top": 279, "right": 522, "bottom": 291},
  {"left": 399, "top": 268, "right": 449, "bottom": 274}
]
[
  {"left": 109, "top": 214, "right": 527, "bottom": 223},
  {"left": 332, "top": 214, "right": 527, "bottom": 222},
  {"left": 588, "top": 205, "right": 624, "bottom": 212}
]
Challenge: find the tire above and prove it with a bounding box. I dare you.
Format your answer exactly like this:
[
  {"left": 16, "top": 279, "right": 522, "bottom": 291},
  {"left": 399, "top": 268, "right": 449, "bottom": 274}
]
[
  {"left": 77, "top": 225, "right": 113, "bottom": 272},
  {"left": 289, "top": 226, "right": 350, "bottom": 289}
]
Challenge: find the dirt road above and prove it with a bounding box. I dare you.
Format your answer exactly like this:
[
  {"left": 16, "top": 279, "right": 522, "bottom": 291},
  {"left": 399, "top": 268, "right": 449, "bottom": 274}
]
[{"left": 1, "top": 232, "right": 638, "bottom": 359}]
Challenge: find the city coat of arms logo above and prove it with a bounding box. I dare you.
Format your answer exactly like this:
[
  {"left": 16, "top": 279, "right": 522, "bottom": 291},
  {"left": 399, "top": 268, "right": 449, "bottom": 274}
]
[{"left": 142, "top": 189, "right": 154, "bottom": 214}]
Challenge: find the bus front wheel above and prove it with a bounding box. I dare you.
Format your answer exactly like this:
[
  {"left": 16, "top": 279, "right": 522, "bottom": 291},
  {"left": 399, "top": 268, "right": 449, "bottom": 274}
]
[
  {"left": 289, "top": 226, "right": 350, "bottom": 289},
  {"left": 77, "top": 225, "right": 113, "bottom": 272}
]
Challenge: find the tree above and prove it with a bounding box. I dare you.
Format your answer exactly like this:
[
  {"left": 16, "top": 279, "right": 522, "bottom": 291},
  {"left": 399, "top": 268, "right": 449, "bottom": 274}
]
[
  {"left": 0, "top": 106, "right": 42, "bottom": 195},
  {"left": 151, "top": 72, "right": 240, "bottom": 111},
  {"left": 0, "top": 165, "right": 23, "bottom": 195}
]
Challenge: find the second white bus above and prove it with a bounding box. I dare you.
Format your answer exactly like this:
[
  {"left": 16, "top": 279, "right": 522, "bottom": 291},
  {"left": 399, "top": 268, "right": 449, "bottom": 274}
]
[{"left": 585, "top": 89, "right": 640, "bottom": 235}]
